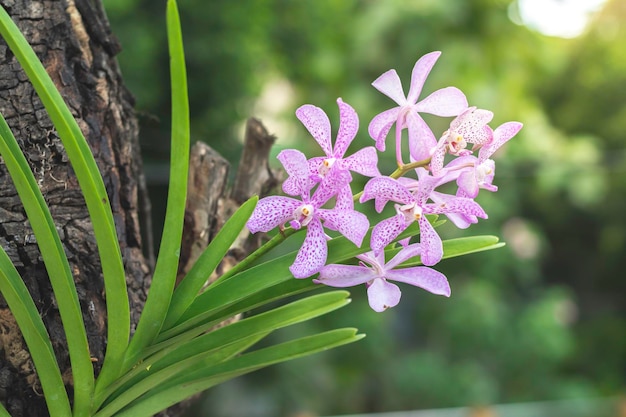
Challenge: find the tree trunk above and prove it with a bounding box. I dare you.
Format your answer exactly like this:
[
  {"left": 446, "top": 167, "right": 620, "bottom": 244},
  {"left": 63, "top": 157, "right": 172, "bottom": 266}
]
[
  {"left": 0, "top": 0, "right": 149, "bottom": 415},
  {"left": 0, "top": 1, "right": 279, "bottom": 416}
]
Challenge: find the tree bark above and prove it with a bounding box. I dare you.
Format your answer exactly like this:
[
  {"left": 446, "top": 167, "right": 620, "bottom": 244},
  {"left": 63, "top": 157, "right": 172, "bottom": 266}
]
[
  {"left": 0, "top": 1, "right": 280, "bottom": 416},
  {"left": 0, "top": 0, "right": 149, "bottom": 415}
]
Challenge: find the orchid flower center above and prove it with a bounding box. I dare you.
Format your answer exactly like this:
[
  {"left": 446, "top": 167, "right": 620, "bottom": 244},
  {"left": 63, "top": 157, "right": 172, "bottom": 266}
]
[
  {"left": 476, "top": 161, "right": 493, "bottom": 183},
  {"left": 318, "top": 157, "right": 337, "bottom": 177},
  {"left": 290, "top": 204, "right": 315, "bottom": 229},
  {"left": 396, "top": 202, "right": 423, "bottom": 222},
  {"left": 446, "top": 132, "right": 467, "bottom": 155}
]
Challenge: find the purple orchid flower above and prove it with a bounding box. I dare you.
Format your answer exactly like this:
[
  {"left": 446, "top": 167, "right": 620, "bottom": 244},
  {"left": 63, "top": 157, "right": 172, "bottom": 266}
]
[
  {"left": 430, "top": 106, "right": 494, "bottom": 175},
  {"left": 247, "top": 149, "right": 369, "bottom": 279},
  {"left": 315, "top": 243, "right": 450, "bottom": 312},
  {"left": 360, "top": 172, "right": 487, "bottom": 265},
  {"left": 368, "top": 51, "right": 468, "bottom": 165},
  {"left": 296, "top": 98, "right": 380, "bottom": 183}
]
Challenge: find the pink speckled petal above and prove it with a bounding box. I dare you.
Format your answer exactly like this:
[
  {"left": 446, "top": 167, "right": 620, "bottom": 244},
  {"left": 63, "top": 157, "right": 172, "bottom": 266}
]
[
  {"left": 296, "top": 104, "right": 332, "bottom": 156},
  {"left": 424, "top": 196, "right": 487, "bottom": 219},
  {"left": 315, "top": 264, "right": 376, "bottom": 287},
  {"left": 387, "top": 266, "right": 450, "bottom": 297},
  {"left": 334, "top": 98, "right": 359, "bottom": 158},
  {"left": 372, "top": 69, "right": 407, "bottom": 105},
  {"left": 361, "top": 176, "right": 414, "bottom": 213},
  {"left": 247, "top": 196, "right": 301, "bottom": 233},
  {"left": 479, "top": 121, "right": 523, "bottom": 162},
  {"left": 311, "top": 169, "right": 352, "bottom": 208},
  {"left": 406, "top": 112, "right": 437, "bottom": 163},
  {"left": 406, "top": 51, "right": 441, "bottom": 104},
  {"left": 418, "top": 216, "right": 443, "bottom": 266},
  {"left": 343, "top": 146, "right": 381, "bottom": 178},
  {"left": 368, "top": 107, "right": 401, "bottom": 151},
  {"left": 278, "top": 149, "right": 314, "bottom": 196},
  {"left": 429, "top": 141, "right": 447, "bottom": 176},
  {"left": 429, "top": 191, "right": 474, "bottom": 229},
  {"left": 334, "top": 185, "right": 354, "bottom": 211},
  {"left": 455, "top": 108, "right": 493, "bottom": 144},
  {"left": 371, "top": 215, "right": 410, "bottom": 253},
  {"left": 416, "top": 87, "right": 468, "bottom": 117},
  {"left": 290, "top": 218, "right": 328, "bottom": 278},
  {"left": 318, "top": 209, "right": 369, "bottom": 247},
  {"left": 367, "top": 278, "right": 401, "bottom": 312}
]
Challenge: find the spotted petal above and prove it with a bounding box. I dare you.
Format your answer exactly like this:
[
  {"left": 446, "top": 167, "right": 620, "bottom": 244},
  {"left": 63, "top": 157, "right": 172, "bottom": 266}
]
[
  {"left": 361, "top": 176, "right": 414, "bottom": 213},
  {"left": 278, "top": 149, "right": 313, "bottom": 196},
  {"left": 290, "top": 218, "right": 327, "bottom": 278},
  {"left": 479, "top": 121, "right": 523, "bottom": 162},
  {"left": 247, "top": 196, "right": 301, "bottom": 233},
  {"left": 318, "top": 209, "right": 369, "bottom": 247},
  {"left": 296, "top": 104, "right": 332, "bottom": 156},
  {"left": 371, "top": 215, "right": 410, "bottom": 253},
  {"left": 342, "top": 146, "right": 381, "bottom": 178},
  {"left": 334, "top": 98, "right": 359, "bottom": 158},
  {"left": 418, "top": 216, "right": 443, "bottom": 266}
]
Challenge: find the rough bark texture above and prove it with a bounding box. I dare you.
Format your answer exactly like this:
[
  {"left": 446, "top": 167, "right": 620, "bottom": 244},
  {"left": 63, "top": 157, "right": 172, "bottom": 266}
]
[
  {"left": 0, "top": 0, "right": 280, "bottom": 415},
  {"left": 0, "top": 0, "right": 150, "bottom": 415}
]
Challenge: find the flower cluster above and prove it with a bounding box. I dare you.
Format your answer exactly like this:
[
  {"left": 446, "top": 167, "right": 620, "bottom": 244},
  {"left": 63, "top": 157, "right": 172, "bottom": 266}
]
[{"left": 247, "top": 51, "right": 522, "bottom": 312}]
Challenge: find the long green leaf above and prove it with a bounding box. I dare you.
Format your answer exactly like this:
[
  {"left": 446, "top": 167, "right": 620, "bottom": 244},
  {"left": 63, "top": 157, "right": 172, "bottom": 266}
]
[
  {"left": 0, "top": 4, "right": 129, "bottom": 403},
  {"left": 0, "top": 114, "right": 92, "bottom": 415},
  {"left": 124, "top": 0, "right": 190, "bottom": 368},
  {"left": 114, "top": 329, "right": 364, "bottom": 417},
  {"left": 96, "top": 291, "right": 350, "bottom": 415},
  {"left": 0, "top": 248, "right": 72, "bottom": 417},
  {"left": 163, "top": 196, "right": 258, "bottom": 328}
]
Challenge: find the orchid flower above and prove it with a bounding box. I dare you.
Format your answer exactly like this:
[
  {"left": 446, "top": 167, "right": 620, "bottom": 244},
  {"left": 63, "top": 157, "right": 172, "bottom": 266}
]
[
  {"left": 360, "top": 172, "right": 487, "bottom": 265},
  {"left": 247, "top": 149, "right": 369, "bottom": 278},
  {"left": 296, "top": 98, "right": 380, "bottom": 184},
  {"left": 316, "top": 243, "right": 450, "bottom": 312},
  {"left": 368, "top": 51, "right": 468, "bottom": 166}
]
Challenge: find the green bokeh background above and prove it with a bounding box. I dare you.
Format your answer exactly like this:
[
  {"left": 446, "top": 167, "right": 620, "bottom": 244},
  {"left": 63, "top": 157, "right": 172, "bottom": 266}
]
[{"left": 103, "top": 0, "right": 625, "bottom": 415}]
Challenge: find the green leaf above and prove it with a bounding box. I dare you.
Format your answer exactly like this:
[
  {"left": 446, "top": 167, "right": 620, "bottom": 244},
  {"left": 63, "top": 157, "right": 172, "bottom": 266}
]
[
  {"left": 163, "top": 196, "right": 258, "bottom": 329},
  {"left": 387, "top": 235, "right": 505, "bottom": 267},
  {"left": 95, "top": 291, "right": 350, "bottom": 415},
  {"left": 0, "top": 113, "right": 92, "bottom": 415},
  {"left": 0, "top": 247, "right": 72, "bottom": 417},
  {"left": 124, "top": 0, "right": 190, "bottom": 368},
  {"left": 0, "top": 5, "right": 129, "bottom": 403},
  {"left": 113, "top": 329, "right": 364, "bottom": 417}
]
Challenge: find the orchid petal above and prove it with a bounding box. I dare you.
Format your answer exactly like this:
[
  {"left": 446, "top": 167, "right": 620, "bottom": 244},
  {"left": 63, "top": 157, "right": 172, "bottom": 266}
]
[
  {"left": 371, "top": 215, "right": 410, "bottom": 253},
  {"left": 415, "top": 87, "right": 468, "bottom": 117},
  {"left": 424, "top": 197, "right": 487, "bottom": 219},
  {"left": 342, "top": 146, "right": 381, "bottom": 178},
  {"left": 247, "top": 196, "right": 301, "bottom": 233},
  {"left": 386, "top": 266, "right": 450, "bottom": 297},
  {"left": 386, "top": 243, "right": 422, "bottom": 269},
  {"left": 278, "top": 149, "right": 314, "bottom": 196},
  {"left": 417, "top": 216, "right": 443, "bottom": 266},
  {"left": 296, "top": 104, "right": 332, "bottom": 156},
  {"left": 406, "top": 51, "right": 441, "bottom": 104},
  {"left": 334, "top": 98, "right": 359, "bottom": 158},
  {"left": 479, "top": 121, "right": 523, "bottom": 162},
  {"left": 429, "top": 192, "right": 474, "bottom": 229},
  {"left": 334, "top": 185, "right": 354, "bottom": 211},
  {"left": 368, "top": 107, "right": 400, "bottom": 151},
  {"left": 361, "top": 176, "right": 415, "bottom": 212},
  {"left": 367, "top": 279, "right": 401, "bottom": 312},
  {"left": 318, "top": 209, "right": 369, "bottom": 247},
  {"left": 315, "top": 264, "right": 376, "bottom": 287},
  {"left": 406, "top": 112, "right": 437, "bottom": 162},
  {"left": 372, "top": 69, "right": 407, "bottom": 105},
  {"left": 311, "top": 169, "right": 352, "bottom": 208},
  {"left": 457, "top": 169, "right": 480, "bottom": 198},
  {"left": 290, "top": 218, "right": 327, "bottom": 278}
]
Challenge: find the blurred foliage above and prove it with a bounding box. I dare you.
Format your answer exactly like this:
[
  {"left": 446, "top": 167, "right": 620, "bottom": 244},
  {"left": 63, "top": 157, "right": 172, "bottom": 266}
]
[{"left": 103, "top": 0, "right": 625, "bottom": 415}]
